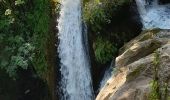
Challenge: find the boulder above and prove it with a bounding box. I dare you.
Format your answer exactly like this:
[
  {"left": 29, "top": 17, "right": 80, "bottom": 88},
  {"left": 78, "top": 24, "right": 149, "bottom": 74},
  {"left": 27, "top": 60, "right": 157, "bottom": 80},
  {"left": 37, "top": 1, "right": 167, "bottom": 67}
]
[{"left": 96, "top": 29, "right": 170, "bottom": 100}]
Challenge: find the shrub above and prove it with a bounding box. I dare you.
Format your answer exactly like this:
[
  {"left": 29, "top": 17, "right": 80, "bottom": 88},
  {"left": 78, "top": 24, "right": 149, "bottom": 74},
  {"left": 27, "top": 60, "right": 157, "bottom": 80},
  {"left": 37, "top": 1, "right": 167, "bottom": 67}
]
[
  {"left": 0, "top": 0, "right": 51, "bottom": 78},
  {"left": 83, "top": 0, "right": 132, "bottom": 32},
  {"left": 93, "top": 37, "right": 117, "bottom": 64}
]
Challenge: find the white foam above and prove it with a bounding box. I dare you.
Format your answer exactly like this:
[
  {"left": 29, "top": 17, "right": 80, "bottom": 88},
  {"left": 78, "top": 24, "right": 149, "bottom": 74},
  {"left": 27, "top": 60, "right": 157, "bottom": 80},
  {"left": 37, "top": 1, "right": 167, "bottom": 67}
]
[
  {"left": 57, "top": 0, "right": 94, "bottom": 100},
  {"left": 136, "top": 0, "right": 170, "bottom": 29}
]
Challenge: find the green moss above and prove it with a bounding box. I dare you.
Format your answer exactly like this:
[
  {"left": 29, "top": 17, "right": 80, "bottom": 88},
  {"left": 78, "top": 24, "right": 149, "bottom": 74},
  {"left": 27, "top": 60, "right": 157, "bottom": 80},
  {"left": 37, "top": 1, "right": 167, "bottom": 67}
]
[
  {"left": 149, "top": 51, "right": 161, "bottom": 100},
  {"left": 150, "top": 28, "right": 161, "bottom": 35},
  {"left": 139, "top": 34, "right": 153, "bottom": 42},
  {"left": 149, "top": 80, "right": 160, "bottom": 100},
  {"left": 141, "top": 28, "right": 161, "bottom": 35},
  {"left": 139, "top": 29, "right": 161, "bottom": 42},
  {"left": 126, "top": 65, "right": 145, "bottom": 81},
  {"left": 167, "top": 96, "right": 170, "bottom": 100}
]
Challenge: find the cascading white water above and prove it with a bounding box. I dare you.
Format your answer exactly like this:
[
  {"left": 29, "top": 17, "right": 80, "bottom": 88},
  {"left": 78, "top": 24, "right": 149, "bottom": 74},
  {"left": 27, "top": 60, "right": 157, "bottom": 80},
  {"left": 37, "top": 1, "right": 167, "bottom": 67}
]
[
  {"left": 98, "top": 60, "right": 114, "bottom": 91},
  {"left": 135, "top": 0, "right": 170, "bottom": 29},
  {"left": 57, "top": 0, "right": 94, "bottom": 100},
  {"left": 98, "top": 65, "right": 113, "bottom": 91}
]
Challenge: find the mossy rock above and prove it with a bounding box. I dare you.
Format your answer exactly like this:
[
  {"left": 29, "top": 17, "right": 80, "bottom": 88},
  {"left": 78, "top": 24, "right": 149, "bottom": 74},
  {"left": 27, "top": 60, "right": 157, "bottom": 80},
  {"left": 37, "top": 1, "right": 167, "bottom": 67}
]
[
  {"left": 126, "top": 65, "right": 145, "bottom": 81},
  {"left": 119, "top": 28, "right": 161, "bottom": 54},
  {"left": 116, "top": 39, "right": 162, "bottom": 67},
  {"left": 97, "top": 30, "right": 170, "bottom": 100}
]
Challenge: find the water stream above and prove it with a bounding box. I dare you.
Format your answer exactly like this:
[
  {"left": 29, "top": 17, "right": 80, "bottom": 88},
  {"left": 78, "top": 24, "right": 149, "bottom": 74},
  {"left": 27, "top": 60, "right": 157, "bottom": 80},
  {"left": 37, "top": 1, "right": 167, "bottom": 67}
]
[
  {"left": 135, "top": 0, "right": 170, "bottom": 29},
  {"left": 98, "top": 61, "right": 114, "bottom": 91},
  {"left": 56, "top": 0, "right": 170, "bottom": 99},
  {"left": 57, "top": 0, "right": 94, "bottom": 100}
]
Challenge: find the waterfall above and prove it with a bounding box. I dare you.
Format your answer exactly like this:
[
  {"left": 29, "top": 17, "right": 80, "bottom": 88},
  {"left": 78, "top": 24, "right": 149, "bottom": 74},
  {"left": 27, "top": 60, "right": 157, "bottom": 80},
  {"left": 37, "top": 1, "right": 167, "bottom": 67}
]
[
  {"left": 98, "top": 60, "right": 114, "bottom": 91},
  {"left": 135, "top": 0, "right": 170, "bottom": 29},
  {"left": 57, "top": 0, "right": 94, "bottom": 100},
  {"left": 98, "top": 63, "right": 113, "bottom": 91}
]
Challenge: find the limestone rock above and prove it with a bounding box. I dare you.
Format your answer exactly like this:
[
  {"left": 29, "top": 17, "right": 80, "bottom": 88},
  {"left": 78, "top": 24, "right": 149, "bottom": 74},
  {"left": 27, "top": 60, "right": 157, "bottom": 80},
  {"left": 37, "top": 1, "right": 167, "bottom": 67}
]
[{"left": 96, "top": 29, "right": 170, "bottom": 100}]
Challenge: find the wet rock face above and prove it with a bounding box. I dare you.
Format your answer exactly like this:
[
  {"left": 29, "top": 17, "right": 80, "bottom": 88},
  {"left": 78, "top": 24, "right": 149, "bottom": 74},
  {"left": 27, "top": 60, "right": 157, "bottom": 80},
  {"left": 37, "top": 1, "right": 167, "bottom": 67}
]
[{"left": 96, "top": 29, "right": 170, "bottom": 100}]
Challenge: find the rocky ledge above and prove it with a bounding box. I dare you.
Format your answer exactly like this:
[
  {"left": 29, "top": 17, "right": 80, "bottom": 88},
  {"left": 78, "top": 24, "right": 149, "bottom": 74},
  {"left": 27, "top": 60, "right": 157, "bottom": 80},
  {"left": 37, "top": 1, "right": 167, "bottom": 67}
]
[{"left": 96, "top": 29, "right": 170, "bottom": 100}]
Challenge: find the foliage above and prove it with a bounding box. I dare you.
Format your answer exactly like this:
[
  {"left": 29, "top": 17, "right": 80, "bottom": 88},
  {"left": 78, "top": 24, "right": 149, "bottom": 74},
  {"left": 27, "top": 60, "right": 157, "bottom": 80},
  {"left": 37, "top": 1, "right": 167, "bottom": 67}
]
[
  {"left": 93, "top": 37, "right": 117, "bottom": 64},
  {"left": 83, "top": 0, "right": 132, "bottom": 32},
  {"left": 83, "top": 0, "right": 110, "bottom": 32},
  {"left": 29, "top": 0, "right": 51, "bottom": 77},
  {"left": 0, "top": 0, "right": 51, "bottom": 78},
  {"left": 149, "top": 80, "right": 160, "bottom": 100},
  {"left": 149, "top": 51, "right": 161, "bottom": 100},
  {"left": 83, "top": 0, "right": 136, "bottom": 65}
]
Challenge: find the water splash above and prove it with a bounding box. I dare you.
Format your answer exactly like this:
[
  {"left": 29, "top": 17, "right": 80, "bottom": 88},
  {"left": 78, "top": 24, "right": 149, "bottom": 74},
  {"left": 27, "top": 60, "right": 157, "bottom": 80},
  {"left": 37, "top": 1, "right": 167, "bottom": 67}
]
[
  {"left": 136, "top": 0, "right": 170, "bottom": 29},
  {"left": 57, "top": 0, "right": 94, "bottom": 100},
  {"left": 98, "top": 60, "right": 114, "bottom": 91}
]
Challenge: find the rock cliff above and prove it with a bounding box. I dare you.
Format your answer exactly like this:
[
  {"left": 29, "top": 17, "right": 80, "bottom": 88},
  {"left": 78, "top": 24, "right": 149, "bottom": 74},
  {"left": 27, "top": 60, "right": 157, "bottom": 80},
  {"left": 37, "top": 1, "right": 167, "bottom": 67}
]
[{"left": 96, "top": 29, "right": 170, "bottom": 100}]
